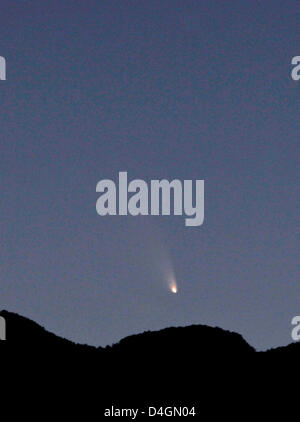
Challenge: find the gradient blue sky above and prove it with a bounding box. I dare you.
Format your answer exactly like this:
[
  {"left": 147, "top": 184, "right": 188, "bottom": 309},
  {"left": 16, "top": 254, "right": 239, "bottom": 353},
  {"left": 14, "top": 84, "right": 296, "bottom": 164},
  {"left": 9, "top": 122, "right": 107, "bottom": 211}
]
[{"left": 1, "top": 0, "right": 299, "bottom": 350}]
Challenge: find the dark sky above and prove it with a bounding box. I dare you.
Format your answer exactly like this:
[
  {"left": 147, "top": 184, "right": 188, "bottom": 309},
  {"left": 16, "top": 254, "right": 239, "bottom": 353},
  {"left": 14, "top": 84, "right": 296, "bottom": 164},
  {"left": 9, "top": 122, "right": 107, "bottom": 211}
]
[{"left": 1, "top": 0, "right": 299, "bottom": 351}]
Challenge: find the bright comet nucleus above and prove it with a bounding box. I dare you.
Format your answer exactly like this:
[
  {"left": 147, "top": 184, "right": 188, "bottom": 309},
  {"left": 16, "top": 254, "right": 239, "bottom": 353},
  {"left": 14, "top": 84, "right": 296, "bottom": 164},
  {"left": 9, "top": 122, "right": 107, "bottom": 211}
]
[{"left": 170, "top": 282, "right": 178, "bottom": 294}]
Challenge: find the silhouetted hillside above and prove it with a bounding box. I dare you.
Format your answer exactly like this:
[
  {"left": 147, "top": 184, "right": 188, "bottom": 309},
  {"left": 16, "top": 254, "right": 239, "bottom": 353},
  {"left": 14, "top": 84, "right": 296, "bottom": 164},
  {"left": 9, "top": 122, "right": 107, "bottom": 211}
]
[
  {"left": 0, "top": 310, "right": 95, "bottom": 350},
  {"left": 1, "top": 309, "right": 299, "bottom": 354},
  {"left": 0, "top": 309, "right": 256, "bottom": 356},
  {"left": 0, "top": 309, "right": 298, "bottom": 417}
]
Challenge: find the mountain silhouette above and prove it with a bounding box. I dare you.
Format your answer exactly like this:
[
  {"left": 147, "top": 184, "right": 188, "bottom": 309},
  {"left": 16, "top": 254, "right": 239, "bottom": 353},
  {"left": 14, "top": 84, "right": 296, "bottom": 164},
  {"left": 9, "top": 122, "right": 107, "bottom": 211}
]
[
  {"left": 0, "top": 309, "right": 298, "bottom": 418},
  {"left": 2, "top": 309, "right": 299, "bottom": 354},
  {"left": 0, "top": 309, "right": 256, "bottom": 358}
]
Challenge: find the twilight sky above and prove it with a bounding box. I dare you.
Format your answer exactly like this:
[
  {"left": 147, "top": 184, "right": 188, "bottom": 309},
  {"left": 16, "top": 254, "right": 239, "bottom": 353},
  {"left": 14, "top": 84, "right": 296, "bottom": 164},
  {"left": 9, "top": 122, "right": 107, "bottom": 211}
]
[{"left": 0, "top": 0, "right": 299, "bottom": 350}]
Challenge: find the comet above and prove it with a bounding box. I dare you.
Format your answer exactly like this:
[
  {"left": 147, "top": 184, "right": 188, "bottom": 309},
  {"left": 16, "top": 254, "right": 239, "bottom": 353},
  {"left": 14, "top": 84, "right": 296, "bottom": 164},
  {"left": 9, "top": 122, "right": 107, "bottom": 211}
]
[
  {"left": 170, "top": 281, "right": 178, "bottom": 294},
  {"left": 166, "top": 264, "right": 178, "bottom": 294},
  {"left": 140, "top": 223, "right": 178, "bottom": 294}
]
